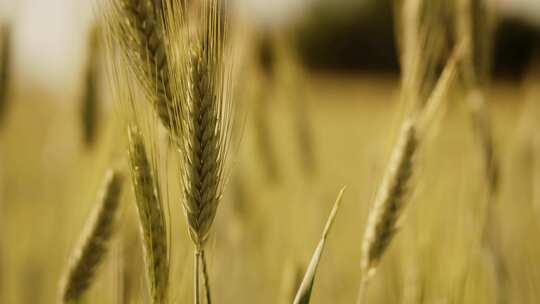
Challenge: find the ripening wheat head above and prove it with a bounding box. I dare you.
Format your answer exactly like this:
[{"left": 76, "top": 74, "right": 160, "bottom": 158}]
[
  {"left": 130, "top": 0, "right": 236, "bottom": 249},
  {"left": 127, "top": 124, "right": 169, "bottom": 304},
  {"left": 59, "top": 170, "right": 124, "bottom": 303},
  {"left": 173, "top": 0, "right": 236, "bottom": 248},
  {"left": 108, "top": 0, "right": 181, "bottom": 138},
  {"left": 361, "top": 120, "right": 418, "bottom": 279}
]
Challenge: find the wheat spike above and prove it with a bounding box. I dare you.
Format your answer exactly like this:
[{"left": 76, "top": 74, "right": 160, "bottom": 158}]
[
  {"left": 127, "top": 125, "right": 169, "bottom": 304},
  {"left": 159, "top": 0, "right": 237, "bottom": 302},
  {"left": 59, "top": 170, "right": 124, "bottom": 303},
  {"left": 361, "top": 120, "right": 417, "bottom": 277},
  {"left": 109, "top": 0, "right": 181, "bottom": 138},
  {"left": 165, "top": 0, "right": 235, "bottom": 250},
  {"left": 183, "top": 38, "right": 222, "bottom": 247},
  {"left": 357, "top": 120, "right": 417, "bottom": 304}
]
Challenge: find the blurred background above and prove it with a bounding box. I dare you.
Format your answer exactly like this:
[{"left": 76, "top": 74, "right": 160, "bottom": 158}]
[{"left": 0, "top": 0, "right": 538, "bottom": 95}]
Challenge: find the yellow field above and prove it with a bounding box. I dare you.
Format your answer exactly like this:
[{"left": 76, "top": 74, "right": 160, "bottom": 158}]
[{"left": 0, "top": 74, "right": 539, "bottom": 303}]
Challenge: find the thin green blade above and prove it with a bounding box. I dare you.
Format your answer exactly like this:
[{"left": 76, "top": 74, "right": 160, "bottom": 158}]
[{"left": 293, "top": 187, "right": 346, "bottom": 304}]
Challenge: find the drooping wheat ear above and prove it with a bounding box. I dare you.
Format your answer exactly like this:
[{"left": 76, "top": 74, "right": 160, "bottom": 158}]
[
  {"left": 81, "top": 25, "right": 101, "bottom": 147},
  {"left": 109, "top": 0, "right": 181, "bottom": 139},
  {"left": 0, "top": 23, "right": 11, "bottom": 127},
  {"left": 59, "top": 170, "right": 124, "bottom": 303},
  {"left": 357, "top": 120, "right": 417, "bottom": 304},
  {"left": 127, "top": 125, "right": 169, "bottom": 304}
]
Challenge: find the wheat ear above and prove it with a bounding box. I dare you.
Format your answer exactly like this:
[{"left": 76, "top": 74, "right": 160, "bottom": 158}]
[
  {"left": 176, "top": 0, "right": 234, "bottom": 246},
  {"left": 59, "top": 170, "right": 124, "bottom": 303},
  {"left": 109, "top": 0, "right": 181, "bottom": 139},
  {"left": 127, "top": 125, "right": 169, "bottom": 304},
  {"left": 357, "top": 120, "right": 417, "bottom": 304},
  {"left": 160, "top": 0, "right": 236, "bottom": 302}
]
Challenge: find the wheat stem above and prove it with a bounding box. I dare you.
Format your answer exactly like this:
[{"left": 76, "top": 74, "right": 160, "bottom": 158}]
[
  {"left": 194, "top": 251, "right": 201, "bottom": 304},
  {"left": 356, "top": 278, "right": 369, "bottom": 304},
  {"left": 456, "top": 0, "right": 507, "bottom": 302},
  {"left": 200, "top": 250, "right": 212, "bottom": 304}
]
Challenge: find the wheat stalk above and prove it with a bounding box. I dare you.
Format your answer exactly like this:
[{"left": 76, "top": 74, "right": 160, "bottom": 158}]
[
  {"left": 160, "top": 0, "right": 237, "bottom": 302},
  {"left": 456, "top": 1, "right": 507, "bottom": 302},
  {"left": 456, "top": 0, "right": 499, "bottom": 193},
  {"left": 127, "top": 125, "right": 169, "bottom": 304},
  {"left": 401, "top": 0, "right": 452, "bottom": 111},
  {"left": 181, "top": 4, "right": 230, "bottom": 302},
  {"left": 59, "top": 170, "right": 124, "bottom": 303}
]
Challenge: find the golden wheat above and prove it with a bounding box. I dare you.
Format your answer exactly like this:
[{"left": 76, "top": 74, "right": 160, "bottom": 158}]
[
  {"left": 109, "top": 0, "right": 180, "bottom": 138},
  {"left": 357, "top": 119, "right": 417, "bottom": 304},
  {"left": 127, "top": 125, "right": 169, "bottom": 304},
  {"left": 59, "top": 170, "right": 124, "bottom": 303}
]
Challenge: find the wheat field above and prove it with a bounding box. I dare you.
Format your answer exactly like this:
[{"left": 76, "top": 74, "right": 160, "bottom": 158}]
[{"left": 0, "top": 0, "right": 539, "bottom": 303}]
